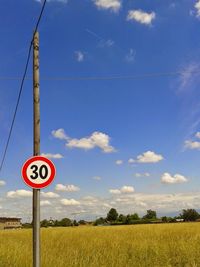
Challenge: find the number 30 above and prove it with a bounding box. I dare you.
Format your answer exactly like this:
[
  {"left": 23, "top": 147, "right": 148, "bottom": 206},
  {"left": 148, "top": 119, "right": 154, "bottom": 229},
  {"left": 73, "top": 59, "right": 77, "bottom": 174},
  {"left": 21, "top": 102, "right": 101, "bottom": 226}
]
[{"left": 30, "top": 165, "right": 48, "bottom": 179}]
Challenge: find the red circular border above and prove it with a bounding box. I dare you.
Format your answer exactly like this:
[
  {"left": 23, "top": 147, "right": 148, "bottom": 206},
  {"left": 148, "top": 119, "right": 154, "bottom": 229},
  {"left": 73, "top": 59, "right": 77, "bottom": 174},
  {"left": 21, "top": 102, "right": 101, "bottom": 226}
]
[{"left": 21, "top": 156, "right": 56, "bottom": 189}]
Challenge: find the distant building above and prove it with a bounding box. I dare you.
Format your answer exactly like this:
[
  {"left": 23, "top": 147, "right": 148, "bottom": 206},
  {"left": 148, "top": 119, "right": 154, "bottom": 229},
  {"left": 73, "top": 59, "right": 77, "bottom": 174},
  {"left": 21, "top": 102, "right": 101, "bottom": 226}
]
[
  {"left": 175, "top": 219, "right": 184, "bottom": 222},
  {"left": 0, "top": 217, "right": 22, "bottom": 230}
]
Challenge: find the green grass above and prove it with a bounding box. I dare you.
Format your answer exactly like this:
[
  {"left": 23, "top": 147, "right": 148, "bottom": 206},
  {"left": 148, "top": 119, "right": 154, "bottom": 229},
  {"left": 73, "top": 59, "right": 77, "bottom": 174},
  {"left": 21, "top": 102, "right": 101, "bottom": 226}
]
[{"left": 0, "top": 223, "right": 200, "bottom": 267}]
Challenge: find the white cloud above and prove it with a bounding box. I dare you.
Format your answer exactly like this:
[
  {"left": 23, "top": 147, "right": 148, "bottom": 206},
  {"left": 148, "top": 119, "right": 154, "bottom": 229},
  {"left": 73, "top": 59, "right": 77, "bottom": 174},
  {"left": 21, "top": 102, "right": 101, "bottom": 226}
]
[
  {"left": 120, "top": 186, "right": 135, "bottom": 193},
  {"left": 127, "top": 10, "right": 156, "bottom": 25},
  {"left": 109, "top": 189, "right": 121, "bottom": 194},
  {"left": 93, "top": 0, "right": 121, "bottom": 12},
  {"left": 41, "top": 153, "right": 63, "bottom": 159},
  {"left": 41, "top": 200, "right": 51, "bottom": 206},
  {"left": 0, "top": 180, "right": 6, "bottom": 186},
  {"left": 55, "top": 184, "right": 80, "bottom": 192},
  {"left": 66, "top": 131, "right": 116, "bottom": 153},
  {"left": 92, "top": 176, "right": 101, "bottom": 180},
  {"left": 52, "top": 129, "right": 116, "bottom": 153},
  {"left": 135, "top": 172, "right": 150, "bottom": 178},
  {"left": 52, "top": 128, "right": 69, "bottom": 140},
  {"left": 161, "top": 172, "right": 188, "bottom": 184},
  {"left": 7, "top": 190, "right": 32, "bottom": 198},
  {"left": 125, "top": 49, "right": 136, "bottom": 62},
  {"left": 4, "top": 189, "right": 200, "bottom": 220},
  {"left": 184, "top": 132, "right": 200, "bottom": 150},
  {"left": 41, "top": 192, "right": 60, "bottom": 198},
  {"left": 195, "top": 0, "right": 200, "bottom": 17},
  {"left": 185, "top": 140, "right": 200, "bottom": 150},
  {"left": 60, "top": 198, "right": 80, "bottom": 206},
  {"left": 135, "top": 151, "right": 164, "bottom": 163},
  {"left": 75, "top": 51, "right": 84, "bottom": 62},
  {"left": 109, "top": 185, "right": 135, "bottom": 194},
  {"left": 115, "top": 160, "right": 123, "bottom": 165}
]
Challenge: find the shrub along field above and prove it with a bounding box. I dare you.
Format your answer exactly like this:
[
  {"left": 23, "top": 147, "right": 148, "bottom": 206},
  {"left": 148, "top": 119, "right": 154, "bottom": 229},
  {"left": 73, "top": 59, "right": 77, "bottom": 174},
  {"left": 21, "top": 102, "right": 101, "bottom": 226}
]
[{"left": 0, "top": 223, "right": 200, "bottom": 267}]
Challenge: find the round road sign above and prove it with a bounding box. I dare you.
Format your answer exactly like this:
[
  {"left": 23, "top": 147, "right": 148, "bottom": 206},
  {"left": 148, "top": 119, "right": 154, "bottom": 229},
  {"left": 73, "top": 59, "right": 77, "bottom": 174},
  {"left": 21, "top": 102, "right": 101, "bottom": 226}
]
[{"left": 22, "top": 156, "right": 56, "bottom": 189}]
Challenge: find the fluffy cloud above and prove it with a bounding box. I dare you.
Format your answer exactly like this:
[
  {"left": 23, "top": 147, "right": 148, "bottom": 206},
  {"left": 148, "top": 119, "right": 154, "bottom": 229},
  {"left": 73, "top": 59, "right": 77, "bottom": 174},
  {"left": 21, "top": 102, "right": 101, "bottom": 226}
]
[
  {"left": 161, "top": 173, "right": 188, "bottom": 184},
  {"left": 109, "top": 186, "right": 135, "bottom": 194},
  {"left": 109, "top": 189, "right": 121, "bottom": 194},
  {"left": 41, "top": 200, "right": 51, "bottom": 206},
  {"left": 185, "top": 140, "right": 200, "bottom": 150},
  {"left": 115, "top": 160, "right": 123, "bottom": 165},
  {"left": 66, "top": 131, "right": 116, "bottom": 153},
  {"left": 55, "top": 184, "right": 80, "bottom": 192},
  {"left": 41, "top": 153, "right": 63, "bottom": 159},
  {"left": 41, "top": 192, "right": 60, "bottom": 198},
  {"left": 52, "top": 128, "right": 69, "bottom": 140},
  {"left": 52, "top": 129, "right": 116, "bottom": 153},
  {"left": 7, "top": 190, "right": 32, "bottom": 198},
  {"left": 135, "top": 151, "right": 164, "bottom": 163},
  {"left": 135, "top": 172, "right": 150, "bottom": 177},
  {"left": 0, "top": 180, "right": 6, "bottom": 186},
  {"left": 74, "top": 51, "right": 84, "bottom": 62},
  {"left": 195, "top": 0, "right": 200, "bottom": 17},
  {"left": 3, "top": 189, "right": 200, "bottom": 220},
  {"left": 184, "top": 132, "right": 200, "bottom": 150},
  {"left": 60, "top": 198, "right": 80, "bottom": 206},
  {"left": 93, "top": 0, "right": 121, "bottom": 12},
  {"left": 127, "top": 10, "right": 156, "bottom": 25},
  {"left": 120, "top": 186, "right": 135, "bottom": 193}
]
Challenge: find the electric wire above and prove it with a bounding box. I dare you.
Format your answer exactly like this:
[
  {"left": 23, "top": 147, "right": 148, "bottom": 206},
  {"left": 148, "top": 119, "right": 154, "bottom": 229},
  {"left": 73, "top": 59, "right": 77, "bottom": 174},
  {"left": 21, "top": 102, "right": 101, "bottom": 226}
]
[{"left": 0, "top": 0, "right": 47, "bottom": 173}]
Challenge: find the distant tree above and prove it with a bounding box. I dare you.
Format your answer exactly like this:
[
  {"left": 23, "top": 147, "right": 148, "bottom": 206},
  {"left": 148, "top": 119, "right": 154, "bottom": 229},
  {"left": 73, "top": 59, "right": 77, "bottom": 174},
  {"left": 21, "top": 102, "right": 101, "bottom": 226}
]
[
  {"left": 107, "top": 208, "right": 118, "bottom": 222},
  {"left": 118, "top": 214, "right": 126, "bottom": 224},
  {"left": 54, "top": 220, "right": 61, "bottom": 227},
  {"left": 73, "top": 220, "right": 79, "bottom": 226},
  {"left": 40, "top": 219, "right": 49, "bottom": 228},
  {"left": 180, "top": 209, "right": 199, "bottom": 222},
  {"left": 130, "top": 213, "right": 140, "bottom": 220},
  {"left": 161, "top": 216, "right": 168, "bottom": 223},
  {"left": 125, "top": 213, "right": 140, "bottom": 224},
  {"left": 60, "top": 218, "right": 72, "bottom": 227},
  {"left": 94, "top": 217, "right": 106, "bottom": 226},
  {"left": 78, "top": 220, "right": 87, "bottom": 225},
  {"left": 143, "top": 210, "right": 157, "bottom": 220},
  {"left": 22, "top": 223, "right": 32, "bottom": 228}
]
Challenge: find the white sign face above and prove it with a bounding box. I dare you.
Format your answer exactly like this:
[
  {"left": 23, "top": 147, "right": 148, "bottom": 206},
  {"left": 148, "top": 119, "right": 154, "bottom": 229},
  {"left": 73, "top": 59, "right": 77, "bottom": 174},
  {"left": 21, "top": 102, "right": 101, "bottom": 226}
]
[{"left": 22, "top": 156, "right": 56, "bottom": 189}]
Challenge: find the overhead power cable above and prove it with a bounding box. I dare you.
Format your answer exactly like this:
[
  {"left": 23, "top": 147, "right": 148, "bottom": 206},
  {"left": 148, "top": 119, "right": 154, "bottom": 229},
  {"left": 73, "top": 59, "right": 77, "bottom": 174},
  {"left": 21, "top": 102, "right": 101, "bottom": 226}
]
[
  {"left": 0, "top": 70, "right": 199, "bottom": 82},
  {"left": 0, "top": 0, "right": 47, "bottom": 173}
]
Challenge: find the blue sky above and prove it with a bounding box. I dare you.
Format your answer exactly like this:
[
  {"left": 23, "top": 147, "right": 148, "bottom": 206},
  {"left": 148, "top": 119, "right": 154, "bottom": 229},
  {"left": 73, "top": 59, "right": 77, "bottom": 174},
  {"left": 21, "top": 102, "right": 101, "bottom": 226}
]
[{"left": 1, "top": 0, "right": 200, "bottom": 220}]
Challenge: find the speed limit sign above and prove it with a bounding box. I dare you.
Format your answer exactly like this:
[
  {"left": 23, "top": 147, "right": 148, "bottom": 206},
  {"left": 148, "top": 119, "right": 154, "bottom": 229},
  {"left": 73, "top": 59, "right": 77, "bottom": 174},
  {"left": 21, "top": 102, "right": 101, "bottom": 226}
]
[{"left": 22, "top": 156, "right": 56, "bottom": 189}]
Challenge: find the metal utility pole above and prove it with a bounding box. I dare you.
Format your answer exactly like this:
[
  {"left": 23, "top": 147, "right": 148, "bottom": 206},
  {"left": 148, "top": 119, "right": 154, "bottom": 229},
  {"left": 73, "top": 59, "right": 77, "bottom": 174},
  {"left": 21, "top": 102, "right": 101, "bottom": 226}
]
[{"left": 33, "top": 31, "right": 40, "bottom": 267}]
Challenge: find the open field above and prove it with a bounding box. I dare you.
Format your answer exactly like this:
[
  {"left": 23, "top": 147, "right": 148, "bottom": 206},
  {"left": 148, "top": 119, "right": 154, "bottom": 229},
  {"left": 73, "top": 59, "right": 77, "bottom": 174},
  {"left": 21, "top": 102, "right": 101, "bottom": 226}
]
[{"left": 1, "top": 223, "right": 200, "bottom": 267}]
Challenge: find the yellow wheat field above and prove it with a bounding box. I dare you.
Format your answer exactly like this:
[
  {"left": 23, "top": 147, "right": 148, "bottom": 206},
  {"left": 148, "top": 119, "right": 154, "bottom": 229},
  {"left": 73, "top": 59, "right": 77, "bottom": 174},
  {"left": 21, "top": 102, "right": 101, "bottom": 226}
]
[{"left": 0, "top": 223, "right": 200, "bottom": 267}]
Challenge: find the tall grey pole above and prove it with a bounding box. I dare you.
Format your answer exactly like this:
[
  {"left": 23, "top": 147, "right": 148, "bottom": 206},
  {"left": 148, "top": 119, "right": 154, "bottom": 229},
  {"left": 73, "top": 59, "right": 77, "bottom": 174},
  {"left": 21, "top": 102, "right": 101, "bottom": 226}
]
[{"left": 33, "top": 31, "right": 40, "bottom": 267}]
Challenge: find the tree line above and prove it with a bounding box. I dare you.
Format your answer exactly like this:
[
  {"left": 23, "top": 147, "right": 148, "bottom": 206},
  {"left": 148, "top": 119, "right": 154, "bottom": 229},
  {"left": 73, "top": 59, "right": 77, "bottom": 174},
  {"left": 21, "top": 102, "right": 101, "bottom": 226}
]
[
  {"left": 94, "top": 208, "right": 200, "bottom": 226},
  {"left": 22, "top": 208, "right": 200, "bottom": 228}
]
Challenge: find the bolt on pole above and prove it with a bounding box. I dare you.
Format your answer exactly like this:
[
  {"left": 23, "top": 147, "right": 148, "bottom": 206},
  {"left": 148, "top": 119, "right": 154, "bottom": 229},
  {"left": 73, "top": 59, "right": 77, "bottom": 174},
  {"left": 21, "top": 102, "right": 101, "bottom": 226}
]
[{"left": 33, "top": 31, "right": 40, "bottom": 267}]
